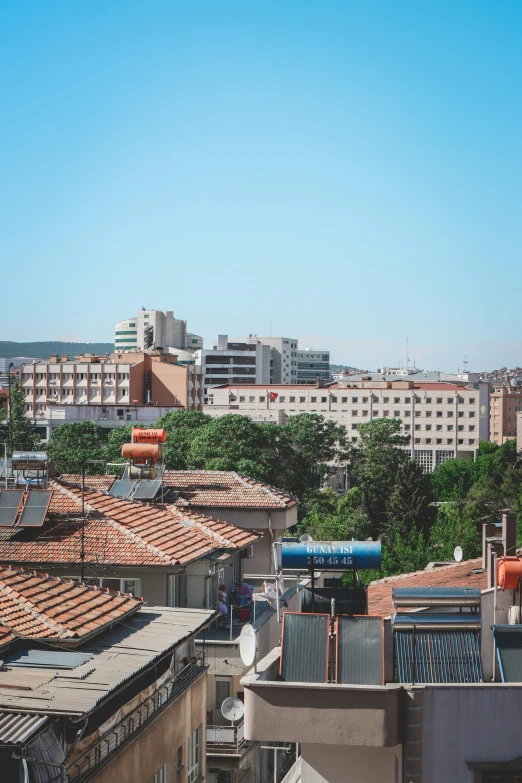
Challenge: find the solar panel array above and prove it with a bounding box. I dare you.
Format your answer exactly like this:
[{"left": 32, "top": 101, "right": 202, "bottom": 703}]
[
  {"left": 0, "top": 491, "right": 24, "bottom": 527},
  {"left": 336, "top": 616, "right": 384, "bottom": 685},
  {"left": 280, "top": 613, "right": 329, "bottom": 683},
  {"left": 18, "top": 490, "right": 52, "bottom": 527}
]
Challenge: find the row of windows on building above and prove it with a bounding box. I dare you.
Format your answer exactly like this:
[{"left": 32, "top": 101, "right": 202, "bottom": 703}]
[
  {"left": 235, "top": 394, "right": 476, "bottom": 405},
  {"left": 24, "top": 388, "right": 129, "bottom": 397},
  {"left": 23, "top": 372, "right": 129, "bottom": 381}
]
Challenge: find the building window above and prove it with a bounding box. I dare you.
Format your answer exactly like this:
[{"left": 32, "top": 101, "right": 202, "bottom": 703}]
[
  {"left": 239, "top": 396, "right": 245, "bottom": 402},
  {"left": 383, "top": 397, "right": 389, "bottom": 403},
  {"left": 447, "top": 397, "right": 453, "bottom": 404},
  {"left": 341, "top": 397, "right": 347, "bottom": 403},
  {"left": 168, "top": 574, "right": 187, "bottom": 608},
  {"left": 469, "top": 398, "right": 475, "bottom": 404},
  {"left": 153, "top": 762, "right": 171, "bottom": 783},
  {"left": 311, "top": 397, "right": 317, "bottom": 403},
  {"left": 405, "top": 397, "right": 410, "bottom": 404},
  {"left": 188, "top": 725, "right": 202, "bottom": 783},
  {"left": 321, "top": 397, "right": 327, "bottom": 403},
  {"left": 426, "top": 397, "right": 432, "bottom": 404},
  {"left": 394, "top": 410, "right": 400, "bottom": 417},
  {"left": 394, "top": 397, "right": 400, "bottom": 404},
  {"left": 436, "top": 397, "right": 443, "bottom": 404},
  {"left": 279, "top": 396, "right": 286, "bottom": 402},
  {"left": 447, "top": 411, "right": 454, "bottom": 417},
  {"left": 458, "top": 439, "right": 464, "bottom": 445},
  {"left": 415, "top": 424, "right": 421, "bottom": 431},
  {"left": 469, "top": 411, "right": 475, "bottom": 418},
  {"left": 290, "top": 396, "right": 296, "bottom": 403},
  {"left": 404, "top": 410, "right": 411, "bottom": 416},
  {"left": 300, "top": 397, "right": 306, "bottom": 403},
  {"left": 352, "top": 397, "right": 358, "bottom": 403},
  {"left": 352, "top": 424, "right": 358, "bottom": 430},
  {"left": 249, "top": 396, "right": 255, "bottom": 402},
  {"left": 426, "top": 411, "right": 432, "bottom": 417},
  {"left": 331, "top": 396, "right": 337, "bottom": 403},
  {"left": 426, "top": 424, "right": 432, "bottom": 431},
  {"left": 404, "top": 424, "right": 410, "bottom": 431},
  {"left": 383, "top": 410, "right": 390, "bottom": 416},
  {"left": 436, "top": 411, "right": 443, "bottom": 418}
]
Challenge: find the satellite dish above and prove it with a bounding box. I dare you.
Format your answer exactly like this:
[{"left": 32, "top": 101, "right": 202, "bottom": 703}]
[
  {"left": 221, "top": 697, "right": 244, "bottom": 724},
  {"left": 239, "top": 623, "right": 256, "bottom": 667},
  {"left": 300, "top": 534, "right": 314, "bottom": 543},
  {"left": 454, "top": 546, "right": 463, "bottom": 563}
]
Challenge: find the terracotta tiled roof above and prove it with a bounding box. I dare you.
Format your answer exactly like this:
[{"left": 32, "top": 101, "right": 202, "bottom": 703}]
[
  {"left": 0, "top": 565, "right": 142, "bottom": 649},
  {"left": 48, "top": 490, "right": 82, "bottom": 514},
  {"left": 367, "top": 558, "right": 487, "bottom": 617},
  {"left": 60, "top": 475, "right": 116, "bottom": 492},
  {"left": 162, "top": 470, "right": 298, "bottom": 509}
]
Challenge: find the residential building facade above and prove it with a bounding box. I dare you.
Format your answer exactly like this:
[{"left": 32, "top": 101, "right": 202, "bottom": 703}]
[
  {"left": 21, "top": 349, "right": 203, "bottom": 437},
  {"left": 490, "top": 384, "right": 522, "bottom": 445},
  {"left": 0, "top": 565, "right": 213, "bottom": 783},
  {"left": 206, "top": 374, "right": 490, "bottom": 470}
]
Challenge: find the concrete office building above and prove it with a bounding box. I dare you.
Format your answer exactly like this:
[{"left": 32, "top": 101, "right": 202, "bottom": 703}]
[
  {"left": 206, "top": 372, "right": 490, "bottom": 471},
  {"left": 490, "top": 384, "right": 522, "bottom": 445},
  {"left": 296, "top": 348, "right": 331, "bottom": 384},
  {"left": 199, "top": 336, "right": 273, "bottom": 398},
  {"left": 0, "top": 356, "right": 40, "bottom": 372},
  {"left": 21, "top": 349, "right": 203, "bottom": 438},
  {"left": 114, "top": 309, "right": 203, "bottom": 353}
]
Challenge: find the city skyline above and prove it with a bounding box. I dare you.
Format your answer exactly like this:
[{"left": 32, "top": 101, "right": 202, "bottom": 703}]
[{"left": 2, "top": 2, "right": 522, "bottom": 371}]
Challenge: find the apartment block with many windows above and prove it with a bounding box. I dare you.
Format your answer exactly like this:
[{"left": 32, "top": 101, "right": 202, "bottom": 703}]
[
  {"left": 490, "top": 384, "right": 522, "bottom": 445},
  {"left": 206, "top": 376, "right": 490, "bottom": 470},
  {"left": 296, "top": 348, "right": 331, "bottom": 384}
]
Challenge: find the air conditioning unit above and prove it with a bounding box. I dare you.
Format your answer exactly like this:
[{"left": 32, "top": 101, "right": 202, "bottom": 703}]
[
  {"left": 117, "top": 415, "right": 124, "bottom": 420},
  {"left": 241, "top": 545, "right": 254, "bottom": 559}
]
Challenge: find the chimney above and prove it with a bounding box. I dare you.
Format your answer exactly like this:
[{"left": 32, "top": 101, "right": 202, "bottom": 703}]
[
  {"left": 61, "top": 354, "right": 69, "bottom": 362},
  {"left": 316, "top": 378, "right": 324, "bottom": 388},
  {"left": 49, "top": 354, "right": 59, "bottom": 363},
  {"left": 502, "top": 509, "right": 517, "bottom": 557}
]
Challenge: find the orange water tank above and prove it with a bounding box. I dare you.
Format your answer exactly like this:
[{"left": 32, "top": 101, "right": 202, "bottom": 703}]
[
  {"left": 497, "top": 556, "right": 522, "bottom": 590},
  {"left": 121, "top": 443, "right": 162, "bottom": 462},
  {"left": 132, "top": 428, "right": 167, "bottom": 444}
]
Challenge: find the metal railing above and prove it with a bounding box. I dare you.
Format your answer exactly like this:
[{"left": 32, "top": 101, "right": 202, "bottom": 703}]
[
  {"left": 207, "top": 720, "right": 246, "bottom": 755},
  {"left": 68, "top": 653, "right": 207, "bottom": 783}
]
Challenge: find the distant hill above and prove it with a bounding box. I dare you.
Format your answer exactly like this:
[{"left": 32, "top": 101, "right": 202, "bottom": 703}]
[{"left": 0, "top": 341, "right": 114, "bottom": 360}]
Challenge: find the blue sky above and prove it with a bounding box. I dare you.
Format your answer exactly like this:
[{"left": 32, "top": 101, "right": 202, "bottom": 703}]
[{"left": 1, "top": 2, "right": 521, "bottom": 371}]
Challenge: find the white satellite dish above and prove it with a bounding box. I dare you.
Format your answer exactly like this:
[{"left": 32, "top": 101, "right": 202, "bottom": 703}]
[
  {"left": 300, "top": 534, "right": 314, "bottom": 543},
  {"left": 239, "top": 622, "right": 256, "bottom": 667},
  {"left": 221, "top": 696, "right": 244, "bottom": 724},
  {"left": 454, "top": 545, "right": 463, "bottom": 563}
]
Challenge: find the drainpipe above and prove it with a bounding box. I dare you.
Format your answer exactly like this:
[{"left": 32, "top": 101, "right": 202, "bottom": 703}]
[
  {"left": 12, "top": 755, "right": 67, "bottom": 783},
  {"left": 492, "top": 551, "right": 498, "bottom": 682}
]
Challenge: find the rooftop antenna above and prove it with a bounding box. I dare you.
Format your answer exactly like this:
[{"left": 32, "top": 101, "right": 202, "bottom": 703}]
[
  {"left": 406, "top": 338, "right": 410, "bottom": 371},
  {"left": 463, "top": 356, "right": 469, "bottom": 372}
]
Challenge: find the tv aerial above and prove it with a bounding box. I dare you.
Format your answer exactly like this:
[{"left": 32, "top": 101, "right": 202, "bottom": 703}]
[
  {"left": 453, "top": 545, "right": 463, "bottom": 563},
  {"left": 299, "top": 534, "right": 313, "bottom": 543},
  {"left": 239, "top": 623, "right": 256, "bottom": 668},
  {"left": 221, "top": 697, "right": 244, "bottom": 725}
]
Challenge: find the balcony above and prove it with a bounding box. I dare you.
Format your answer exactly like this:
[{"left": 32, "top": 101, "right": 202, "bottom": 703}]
[
  {"left": 68, "top": 653, "right": 207, "bottom": 783},
  {"left": 207, "top": 721, "right": 246, "bottom": 756}
]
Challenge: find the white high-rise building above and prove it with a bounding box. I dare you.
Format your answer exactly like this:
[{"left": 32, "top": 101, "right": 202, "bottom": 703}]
[{"left": 114, "top": 310, "right": 202, "bottom": 353}]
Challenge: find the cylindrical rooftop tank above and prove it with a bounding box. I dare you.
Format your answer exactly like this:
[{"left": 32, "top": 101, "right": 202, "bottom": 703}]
[
  {"left": 121, "top": 443, "right": 162, "bottom": 462},
  {"left": 497, "top": 556, "right": 522, "bottom": 590},
  {"left": 132, "top": 428, "right": 167, "bottom": 443}
]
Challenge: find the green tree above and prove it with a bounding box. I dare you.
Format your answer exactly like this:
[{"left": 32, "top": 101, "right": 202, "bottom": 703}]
[
  {"left": 298, "top": 486, "right": 372, "bottom": 542},
  {"left": 8, "top": 380, "right": 40, "bottom": 452},
  {"left": 427, "top": 503, "right": 481, "bottom": 562},
  {"left": 431, "top": 458, "right": 474, "bottom": 502},
  {"left": 348, "top": 418, "right": 409, "bottom": 537},
  {"left": 154, "top": 410, "right": 211, "bottom": 469},
  {"left": 385, "top": 458, "right": 433, "bottom": 542},
  {"left": 47, "top": 421, "right": 107, "bottom": 474}
]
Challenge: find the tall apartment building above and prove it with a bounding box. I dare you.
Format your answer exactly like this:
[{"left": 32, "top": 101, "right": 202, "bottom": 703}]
[
  {"left": 296, "top": 348, "right": 331, "bottom": 384},
  {"left": 198, "top": 335, "right": 272, "bottom": 397},
  {"left": 114, "top": 309, "right": 203, "bottom": 353},
  {"left": 253, "top": 336, "right": 298, "bottom": 383},
  {"left": 21, "top": 349, "right": 203, "bottom": 439},
  {"left": 206, "top": 370, "right": 490, "bottom": 470},
  {"left": 490, "top": 384, "right": 522, "bottom": 445}
]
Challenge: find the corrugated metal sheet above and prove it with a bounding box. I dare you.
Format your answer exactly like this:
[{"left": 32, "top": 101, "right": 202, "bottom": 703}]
[
  {"left": 393, "top": 586, "right": 481, "bottom": 608},
  {"left": 133, "top": 480, "right": 162, "bottom": 500},
  {"left": 280, "top": 613, "right": 329, "bottom": 683},
  {"left": 395, "top": 630, "right": 483, "bottom": 683},
  {"left": 0, "top": 490, "right": 23, "bottom": 527},
  {"left": 0, "top": 712, "right": 48, "bottom": 745},
  {"left": 18, "top": 490, "right": 52, "bottom": 527},
  {"left": 108, "top": 479, "right": 137, "bottom": 498},
  {"left": 336, "top": 616, "right": 383, "bottom": 685},
  {"left": 4, "top": 650, "right": 93, "bottom": 669},
  {"left": 494, "top": 625, "right": 522, "bottom": 682}
]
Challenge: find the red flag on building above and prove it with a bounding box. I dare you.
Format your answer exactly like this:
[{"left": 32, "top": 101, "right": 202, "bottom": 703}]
[{"left": 269, "top": 391, "right": 278, "bottom": 400}]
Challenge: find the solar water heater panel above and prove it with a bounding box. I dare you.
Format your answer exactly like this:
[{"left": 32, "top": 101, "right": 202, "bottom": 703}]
[
  {"left": 280, "top": 613, "right": 329, "bottom": 683},
  {"left": 494, "top": 625, "right": 522, "bottom": 682},
  {"left": 108, "top": 479, "right": 137, "bottom": 498},
  {"left": 0, "top": 490, "right": 24, "bottom": 526},
  {"left": 18, "top": 490, "right": 52, "bottom": 527},
  {"left": 336, "top": 616, "right": 384, "bottom": 685},
  {"left": 395, "top": 629, "right": 483, "bottom": 683},
  {"left": 132, "top": 480, "right": 162, "bottom": 500}
]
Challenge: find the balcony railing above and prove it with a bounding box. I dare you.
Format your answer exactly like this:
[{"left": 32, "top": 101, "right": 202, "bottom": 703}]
[
  {"left": 68, "top": 653, "right": 207, "bottom": 783},
  {"left": 207, "top": 720, "right": 246, "bottom": 755}
]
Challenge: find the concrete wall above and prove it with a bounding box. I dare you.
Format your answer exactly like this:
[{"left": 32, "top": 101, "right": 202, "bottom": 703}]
[
  {"left": 421, "top": 684, "right": 522, "bottom": 783},
  {"left": 301, "top": 743, "right": 401, "bottom": 783},
  {"left": 94, "top": 670, "right": 207, "bottom": 783},
  {"left": 242, "top": 648, "right": 401, "bottom": 748}
]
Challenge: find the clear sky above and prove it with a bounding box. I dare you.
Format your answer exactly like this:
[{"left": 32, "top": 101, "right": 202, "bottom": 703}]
[{"left": 1, "top": 1, "right": 521, "bottom": 372}]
